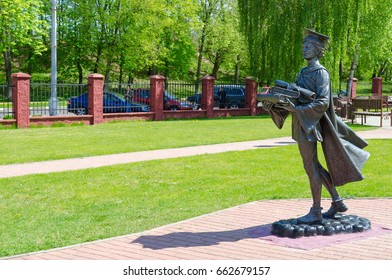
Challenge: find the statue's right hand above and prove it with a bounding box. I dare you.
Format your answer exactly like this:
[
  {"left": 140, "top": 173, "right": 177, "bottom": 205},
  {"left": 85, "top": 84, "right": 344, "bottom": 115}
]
[{"left": 261, "top": 101, "right": 274, "bottom": 110}]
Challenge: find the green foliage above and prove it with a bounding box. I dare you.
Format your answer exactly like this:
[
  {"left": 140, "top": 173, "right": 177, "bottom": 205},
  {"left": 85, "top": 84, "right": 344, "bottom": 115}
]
[
  {"left": 238, "top": 0, "right": 392, "bottom": 86},
  {"left": 0, "top": 0, "right": 48, "bottom": 54},
  {"left": 3, "top": 0, "right": 392, "bottom": 85},
  {"left": 203, "top": 0, "right": 248, "bottom": 81},
  {"left": 152, "top": 0, "right": 199, "bottom": 79},
  {"left": 2, "top": 115, "right": 13, "bottom": 120}
]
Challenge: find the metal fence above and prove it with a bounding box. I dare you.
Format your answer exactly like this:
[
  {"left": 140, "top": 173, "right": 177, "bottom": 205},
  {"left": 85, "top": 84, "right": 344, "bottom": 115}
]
[
  {"left": 1, "top": 81, "right": 252, "bottom": 120},
  {"left": 105, "top": 81, "right": 198, "bottom": 111},
  {"left": 0, "top": 85, "right": 13, "bottom": 120},
  {"left": 103, "top": 82, "right": 151, "bottom": 112},
  {"left": 30, "top": 83, "right": 87, "bottom": 116}
]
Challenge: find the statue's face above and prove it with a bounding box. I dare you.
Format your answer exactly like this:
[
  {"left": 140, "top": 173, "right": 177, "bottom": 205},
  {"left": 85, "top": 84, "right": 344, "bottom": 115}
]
[{"left": 302, "top": 41, "right": 318, "bottom": 60}]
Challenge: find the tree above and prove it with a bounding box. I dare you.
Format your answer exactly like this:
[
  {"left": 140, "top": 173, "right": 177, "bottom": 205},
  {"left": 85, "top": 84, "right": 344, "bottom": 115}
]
[
  {"left": 204, "top": 0, "right": 247, "bottom": 82},
  {"left": 194, "top": 0, "right": 219, "bottom": 84},
  {"left": 153, "top": 0, "right": 198, "bottom": 81},
  {"left": 56, "top": 0, "right": 95, "bottom": 84},
  {"left": 238, "top": 0, "right": 392, "bottom": 90},
  {"left": 0, "top": 0, "right": 48, "bottom": 94}
]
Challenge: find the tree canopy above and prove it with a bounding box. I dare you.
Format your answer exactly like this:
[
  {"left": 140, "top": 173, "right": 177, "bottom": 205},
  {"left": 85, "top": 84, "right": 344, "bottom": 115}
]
[
  {"left": 0, "top": 0, "right": 47, "bottom": 88},
  {"left": 238, "top": 0, "right": 392, "bottom": 88},
  {"left": 1, "top": 0, "right": 246, "bottom": 84},
  {"left": 1, "top": 0, "right": 392, "bottom": 87}
]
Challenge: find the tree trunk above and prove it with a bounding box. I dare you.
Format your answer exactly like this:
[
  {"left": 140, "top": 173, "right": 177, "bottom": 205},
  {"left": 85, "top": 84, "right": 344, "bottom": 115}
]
[
  {"left": 377, "top": 60, "right": 388, "bottom": 77},
  {"left": 211, "top": 56, "right": 220, "bottom": 80},
  {"left": 127, "top": 76, "right": 134, "bottom": 85},
  {"left": 77, "top": 58, "right": 83, "bottom": 85},
  {"left": 234, "top": 55, "right": 240, "bottom": 84},
  {"left": 104, "top": 59, "right": 112, "bottom": 91},
  {"left": 347, "top": 58, "right": 358, "bottom": 99},
  {"left": 93, "top": 42, "right": 102, "bottom": 73},
  {"left": 28, "top": 48, "right": 34, "bottom": 75},
  {"left": 3, "top": 50, "right": 12, "bottom": 98},
  {"left": 119, "top": 65, "right": 123, "bottom": 85},
  {"left": 195, "top": 24, "right": 207, "bottom": 94}
]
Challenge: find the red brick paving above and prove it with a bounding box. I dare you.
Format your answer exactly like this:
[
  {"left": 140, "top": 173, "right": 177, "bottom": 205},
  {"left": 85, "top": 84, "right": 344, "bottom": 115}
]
[{"left": 5, "top": 198, "right": 392, "bottom": 260}]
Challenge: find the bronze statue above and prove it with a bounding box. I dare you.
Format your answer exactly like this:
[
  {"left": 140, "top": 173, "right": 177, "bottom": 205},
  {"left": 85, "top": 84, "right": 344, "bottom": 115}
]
[{"left": 259, "top": 29, "right": 370, "bottom": 224}]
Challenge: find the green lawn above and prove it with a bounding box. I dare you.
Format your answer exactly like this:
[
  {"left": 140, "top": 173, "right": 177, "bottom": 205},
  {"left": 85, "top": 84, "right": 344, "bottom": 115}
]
[
  {"left": 2, "top": 116, "right": 288, "bottom": 164},
  {"left": 0, "top": 137, "right": 390, "bottom": 257},
  {"left": 0, "top": 116, "right": 372, "bottom": 165}
]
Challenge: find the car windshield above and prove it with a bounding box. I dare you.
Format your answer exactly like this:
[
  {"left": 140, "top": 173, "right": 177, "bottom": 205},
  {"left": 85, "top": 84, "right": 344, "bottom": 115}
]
[
  {"left": 104, "top": 93, "right": 123, "bottom": 102},
  {"left": 214, "top": 86, "right": 244, "bottom": 95},
  {"left": 231, "top": 88, "right": 244, "bottom": 95},
  {"left": 165, "top": 92, "right": 177, "bottom": 100},
  {"left": 139, "top": 90, "right": 150, "bottom": 98}
]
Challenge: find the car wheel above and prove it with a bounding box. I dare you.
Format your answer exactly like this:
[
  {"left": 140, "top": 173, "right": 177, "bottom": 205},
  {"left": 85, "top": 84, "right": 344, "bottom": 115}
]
[
  {"left": 169, "top": 106, "right": 180, "bottom": 111},
  {"left": 76, "top": 108, "right": 87, "bottom": 115},
  {"left": 192, "top": 103, "right": 200, "bottom": 110}
]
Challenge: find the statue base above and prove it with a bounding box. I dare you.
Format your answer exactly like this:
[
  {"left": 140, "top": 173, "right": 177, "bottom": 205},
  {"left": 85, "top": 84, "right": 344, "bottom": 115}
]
[{"left": 271, "top": 214, "right": 371, "bottom": 238}]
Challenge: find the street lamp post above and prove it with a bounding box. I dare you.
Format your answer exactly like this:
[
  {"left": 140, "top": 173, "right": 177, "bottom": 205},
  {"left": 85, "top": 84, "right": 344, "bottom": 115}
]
[{"left": 49, "top": 0, "right": 58, "bottom": 116}]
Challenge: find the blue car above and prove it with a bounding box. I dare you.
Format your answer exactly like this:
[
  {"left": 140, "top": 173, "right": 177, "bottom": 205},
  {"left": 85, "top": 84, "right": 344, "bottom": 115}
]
[
  {"left": 187, "top": 85, "right": 245, "bottom": 109},
  {"left": 67, "top": 92, "right": 150, "bottom": 115}
]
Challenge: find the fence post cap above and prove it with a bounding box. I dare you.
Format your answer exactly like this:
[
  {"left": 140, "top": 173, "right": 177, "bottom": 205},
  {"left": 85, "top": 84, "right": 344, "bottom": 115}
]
[
  {"left": 11, "top": 72, "right": 31, "bottom": 79},
  {"left": 150, "top": 75, "right": 166, "bottom": 80},
  {"left": 88, "top": 73, "right": 104, "bottom": 79},
  {"left": 202, "top": 75, "right": 215, "bottom": 80}
]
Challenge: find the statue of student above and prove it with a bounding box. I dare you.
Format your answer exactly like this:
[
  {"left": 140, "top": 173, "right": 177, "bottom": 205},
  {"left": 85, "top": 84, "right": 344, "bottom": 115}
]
[{"left": 263, "top": 29, "right": 370, "bottom": 224}]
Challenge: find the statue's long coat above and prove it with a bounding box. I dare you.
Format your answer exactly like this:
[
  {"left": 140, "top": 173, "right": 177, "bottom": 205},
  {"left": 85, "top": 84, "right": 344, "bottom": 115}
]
[{"left": 268, "top": 61, "right": 369, "bottom": 186}]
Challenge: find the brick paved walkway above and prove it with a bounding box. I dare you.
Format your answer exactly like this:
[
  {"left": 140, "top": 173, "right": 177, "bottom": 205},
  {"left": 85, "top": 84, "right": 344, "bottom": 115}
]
[{"left": 5, "top": 198, "right": 392, "bottom": 260}]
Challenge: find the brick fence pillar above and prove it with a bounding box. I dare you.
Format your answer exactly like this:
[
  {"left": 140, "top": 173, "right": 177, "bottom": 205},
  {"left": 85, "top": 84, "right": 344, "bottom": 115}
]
[
  {"left": 12, "top": 73, "right": 31, "bottom": 128},
  {"left": 202, "top": 76, "right": 215, "bottom": 118},
  {"left": 245, "top": 77, "right": 258, "bottom": 116},
  {"left": 372, "top": 77, "right": 382, "bottom": 96},
  {"left": 150, "top": 75, "right": 165, "bottom": 121},
  {"left": 88, "top": 74, "right": 104, "bottom": 125}
]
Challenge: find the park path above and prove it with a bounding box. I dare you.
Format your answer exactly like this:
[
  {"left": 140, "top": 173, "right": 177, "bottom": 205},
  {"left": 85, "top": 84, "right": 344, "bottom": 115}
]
[{"left": 0, "top": 126, "right": 391, "bottom": 179}]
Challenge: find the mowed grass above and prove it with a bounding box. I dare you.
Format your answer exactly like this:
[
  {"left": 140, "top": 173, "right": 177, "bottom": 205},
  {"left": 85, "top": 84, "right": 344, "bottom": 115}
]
[
  {"left": 0, "top": 138, "right": 390, "bottom": 257},
  {"left": 0, "top": 116, "right": 292, "bottom": 164},
  {"left": 0, "top": 116, "right": 372, "bottom": 165}
]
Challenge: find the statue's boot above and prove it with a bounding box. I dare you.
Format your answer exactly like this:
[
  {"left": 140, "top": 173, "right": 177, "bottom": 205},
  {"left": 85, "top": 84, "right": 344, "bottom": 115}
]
[
  {"left": 297, "top": 207, "right": 323, "bottom": 224},
  {"left": 322, "top": 199, "right": 348, "bottom": 219}
]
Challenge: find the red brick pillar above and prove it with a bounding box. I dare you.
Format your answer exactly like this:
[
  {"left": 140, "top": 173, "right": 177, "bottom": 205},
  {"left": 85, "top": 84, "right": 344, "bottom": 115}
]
[
  {"left": 372, "top": 77, "right": 382, "bottom": 96},
  {"left": 150, "top": 75, "right": 165, "bottom": 121},
  {"left": 347, "top": 78, "right": 357, "bottom": 99},
  {"left": 202, "top": 76, "right": 215, "bottom": 118},
  {"left": 245, "top": 77, "right": 258, "bottom": 116},
  {"left": 88, "top": 74, "right": 104, "bottom": 125},
  {"left": 12, "top": 73, "right": 31, "bottom": 128}
]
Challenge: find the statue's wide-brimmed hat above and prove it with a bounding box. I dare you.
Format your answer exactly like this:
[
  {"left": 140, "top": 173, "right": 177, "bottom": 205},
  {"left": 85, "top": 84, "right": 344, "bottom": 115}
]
[{"left": 303, "top": 28, "right": 330, "bottom": 50}]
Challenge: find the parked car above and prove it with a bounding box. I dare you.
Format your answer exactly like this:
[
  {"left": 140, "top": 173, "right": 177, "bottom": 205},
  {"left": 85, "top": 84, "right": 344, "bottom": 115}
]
[
  {"left": 132, "top": 89, "right": 193, "bottom": 110},
  {"left": 187, "top": 85, "right": 246, "bottom": 109},
  {"left": 67, "top": 92, "right": 150, "bottom": 115}
]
